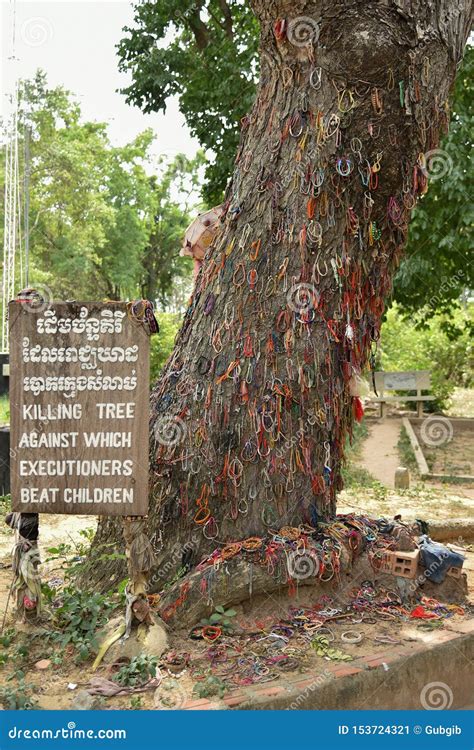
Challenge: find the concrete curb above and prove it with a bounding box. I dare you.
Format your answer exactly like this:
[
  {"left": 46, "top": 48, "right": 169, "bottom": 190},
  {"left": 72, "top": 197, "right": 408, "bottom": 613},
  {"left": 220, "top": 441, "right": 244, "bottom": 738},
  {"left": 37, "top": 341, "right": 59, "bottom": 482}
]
[
  {"left": 181, "top": 620, "right": 474, "bottom": 710},
  {"left": 403, "top": 416, "right": 474, "bottom": 484},
  {"left": 427, "top": 520, "right": 474, "bottom": 543}
]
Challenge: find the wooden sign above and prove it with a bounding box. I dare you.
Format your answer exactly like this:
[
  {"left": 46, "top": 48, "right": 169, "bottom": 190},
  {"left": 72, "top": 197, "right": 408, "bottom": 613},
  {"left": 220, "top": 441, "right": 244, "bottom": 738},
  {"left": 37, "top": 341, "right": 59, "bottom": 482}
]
[
  {"left": 383, "top": 372, "right": 417, "bottom": 390},
  {"left": 9, "top": 301, "right": 149, "bottom": 516}
]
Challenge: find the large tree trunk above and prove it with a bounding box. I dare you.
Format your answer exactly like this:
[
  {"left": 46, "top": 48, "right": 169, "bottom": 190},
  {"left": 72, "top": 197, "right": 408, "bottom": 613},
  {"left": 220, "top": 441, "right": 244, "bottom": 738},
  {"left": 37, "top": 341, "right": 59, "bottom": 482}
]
[{"left": 88, "top": 0, "right": 472, "bottom": 617}]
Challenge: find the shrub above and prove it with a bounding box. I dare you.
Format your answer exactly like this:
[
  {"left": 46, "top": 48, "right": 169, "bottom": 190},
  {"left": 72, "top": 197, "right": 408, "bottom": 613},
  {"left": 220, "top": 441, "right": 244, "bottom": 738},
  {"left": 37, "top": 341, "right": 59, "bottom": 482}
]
[
  {"left": 377, "top": 303, "right": 472, "bottom": 410},
  {"left": 113, "top": 654, "right": 158, "bottom": 687},
  {"left": 51, "top": 587, "right": 114, "bottom": 662},
  {"left": 150, "top": 312, "right": 182, "bottom": 384},
  {"left": 0, "top": 681, "right": 37, "bottom": 710}
]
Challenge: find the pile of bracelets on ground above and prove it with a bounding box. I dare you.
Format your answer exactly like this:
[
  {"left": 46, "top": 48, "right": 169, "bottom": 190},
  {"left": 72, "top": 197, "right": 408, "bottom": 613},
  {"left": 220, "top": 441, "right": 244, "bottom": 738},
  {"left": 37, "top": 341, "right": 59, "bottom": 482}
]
[
  {"left": 154, "top": 511, "right": 470, "bottom": 688},
  {"left": 183, "top": 588, "right": 468, "bottom": 687},
  {"left": 194, "top": 513, "right": 397, "bottom": 584}
]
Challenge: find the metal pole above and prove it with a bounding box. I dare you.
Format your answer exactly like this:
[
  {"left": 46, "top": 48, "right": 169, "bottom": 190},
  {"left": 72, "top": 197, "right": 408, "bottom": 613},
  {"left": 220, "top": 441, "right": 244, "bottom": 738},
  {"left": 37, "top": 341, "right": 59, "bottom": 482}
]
[{"left": 24, "top": 125, "right": 30, "bottom": 288}]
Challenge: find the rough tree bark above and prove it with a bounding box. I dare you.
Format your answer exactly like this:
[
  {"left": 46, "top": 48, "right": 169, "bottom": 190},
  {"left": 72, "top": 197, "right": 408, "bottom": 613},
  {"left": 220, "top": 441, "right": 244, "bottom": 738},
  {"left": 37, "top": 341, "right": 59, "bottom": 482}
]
[{"left": 88, "top": 0, "right": 472, "bottom": 618}]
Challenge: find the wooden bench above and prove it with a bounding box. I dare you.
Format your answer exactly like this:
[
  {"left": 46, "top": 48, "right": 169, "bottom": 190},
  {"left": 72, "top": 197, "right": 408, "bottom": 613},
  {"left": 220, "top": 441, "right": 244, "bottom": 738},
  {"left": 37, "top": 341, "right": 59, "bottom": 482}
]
[{"left": 369, "top": 370, "right": 435, "bottom": 418}]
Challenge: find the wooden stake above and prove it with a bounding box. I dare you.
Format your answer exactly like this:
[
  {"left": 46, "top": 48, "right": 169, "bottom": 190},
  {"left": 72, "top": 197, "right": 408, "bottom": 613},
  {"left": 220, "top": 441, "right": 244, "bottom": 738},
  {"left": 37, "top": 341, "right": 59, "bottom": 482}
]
[{"left": 121, "top": 516, "right": 156, "bottom": 632}]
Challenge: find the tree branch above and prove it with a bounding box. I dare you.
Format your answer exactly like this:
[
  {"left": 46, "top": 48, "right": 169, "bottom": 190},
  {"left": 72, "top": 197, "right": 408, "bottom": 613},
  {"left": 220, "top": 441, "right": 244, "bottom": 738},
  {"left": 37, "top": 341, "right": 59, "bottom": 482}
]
[
  {"left": 207, "top": 8, "right": 229, "bottom": 35},
  {"left": 218, "top": 0, "right": 234, "bottom": 38},
  {"left": 187, "top": 2, "right": 210, "bottom": 50}
]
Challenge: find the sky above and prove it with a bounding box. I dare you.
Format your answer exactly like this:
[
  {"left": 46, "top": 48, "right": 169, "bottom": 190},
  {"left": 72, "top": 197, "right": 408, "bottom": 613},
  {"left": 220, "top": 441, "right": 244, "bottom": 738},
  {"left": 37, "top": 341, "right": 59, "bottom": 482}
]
[{"left": 0, "top": 0, "right": 199, "bottom": 161}]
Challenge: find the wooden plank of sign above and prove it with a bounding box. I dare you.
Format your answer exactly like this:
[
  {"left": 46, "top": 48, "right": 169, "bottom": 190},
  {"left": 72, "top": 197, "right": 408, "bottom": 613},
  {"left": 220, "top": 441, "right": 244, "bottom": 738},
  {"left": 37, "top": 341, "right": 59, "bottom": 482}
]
[
  {"left": 9, "top": 301, "right": 149, "bottom": 516},
  {"left": 383, "top": 373, "right": 417, "bottom": 391}
]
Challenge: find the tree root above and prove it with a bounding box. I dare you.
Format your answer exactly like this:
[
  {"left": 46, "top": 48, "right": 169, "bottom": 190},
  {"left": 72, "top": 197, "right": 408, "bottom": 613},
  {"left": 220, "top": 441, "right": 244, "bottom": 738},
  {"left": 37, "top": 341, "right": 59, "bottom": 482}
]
[
  {"left": 157, "top": 546, "right": 354, "bottom": 629},
  {"left": 92, "top": 621, "right": 126, "bottom": 672},
  {"left": 156, "top": 550, "right": 468, "bottom": 631}
]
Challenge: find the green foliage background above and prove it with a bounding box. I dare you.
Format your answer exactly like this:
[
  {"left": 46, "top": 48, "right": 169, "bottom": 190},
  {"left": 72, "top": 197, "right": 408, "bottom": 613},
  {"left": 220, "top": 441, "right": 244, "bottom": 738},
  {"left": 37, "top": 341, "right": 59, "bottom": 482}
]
[
  {"left": 379, "top": 304, "right": 473, "bottom": 408},
  {"left": 0, "top": 72, "right": 200, "bottom": 308},
  {"left": 392, "top": 50, "right": 473, "bottom": 314},
  {"left": 150, "top": 312, "right": 182, "bottom": 382},
  {"left": 117, "top": 0, "right": 258, "bottom": 205}
]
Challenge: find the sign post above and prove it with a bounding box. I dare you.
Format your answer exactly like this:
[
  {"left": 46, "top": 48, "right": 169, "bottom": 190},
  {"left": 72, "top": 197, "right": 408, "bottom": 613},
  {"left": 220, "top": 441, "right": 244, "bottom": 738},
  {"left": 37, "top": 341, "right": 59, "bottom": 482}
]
[
  {"left": 9, "top": 300, "right": 150, "bottom": 516},
  {"left": 8, "top": 300, "right": 152, "bottom": 621}
]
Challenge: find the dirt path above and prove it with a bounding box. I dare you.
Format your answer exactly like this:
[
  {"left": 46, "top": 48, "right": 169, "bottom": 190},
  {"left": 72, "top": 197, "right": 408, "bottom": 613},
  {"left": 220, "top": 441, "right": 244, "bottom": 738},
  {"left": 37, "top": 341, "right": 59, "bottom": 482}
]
[
  {"left": 359, "top": 418, "right": 402, "bottom": 488},
  {"left": 0, "top": 514, "right": 96, "bottom": 561}
]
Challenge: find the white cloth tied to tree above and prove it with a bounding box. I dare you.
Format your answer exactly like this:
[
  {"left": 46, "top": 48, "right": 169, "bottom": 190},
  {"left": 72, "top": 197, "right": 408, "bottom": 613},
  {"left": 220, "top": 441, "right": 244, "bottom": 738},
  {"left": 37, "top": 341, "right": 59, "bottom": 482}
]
[{"left": 6, "top": 512, "right": 42, "bottom": 614}]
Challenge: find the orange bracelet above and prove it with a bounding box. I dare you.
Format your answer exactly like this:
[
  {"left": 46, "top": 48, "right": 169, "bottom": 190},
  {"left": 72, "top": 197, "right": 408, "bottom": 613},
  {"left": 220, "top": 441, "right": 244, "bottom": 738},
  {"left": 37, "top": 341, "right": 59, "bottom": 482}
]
[{"left": 194, "top": 506, "right": 211, "bottom": 525}]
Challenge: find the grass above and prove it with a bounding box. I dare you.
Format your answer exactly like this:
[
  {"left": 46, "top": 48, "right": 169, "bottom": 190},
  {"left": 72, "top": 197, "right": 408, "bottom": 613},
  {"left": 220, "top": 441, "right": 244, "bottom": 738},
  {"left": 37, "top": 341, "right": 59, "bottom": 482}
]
[
  {"left": 342, "top": 420, "right": 381, "bottom": 489},
  {"left": 0, "top": 395, "right": 9, "bottom": 424},
  {"left": 397, "top": 425, "right": 419, "bottom": 473},
  {"left": 342, "top": 462, "right": 376, "bottom": 488},
  {"left": 0, "top": 493, "right": 11, "bottom": 514},
  {"left": 345, "top": 420, "right": 368, "bottom": 456}
]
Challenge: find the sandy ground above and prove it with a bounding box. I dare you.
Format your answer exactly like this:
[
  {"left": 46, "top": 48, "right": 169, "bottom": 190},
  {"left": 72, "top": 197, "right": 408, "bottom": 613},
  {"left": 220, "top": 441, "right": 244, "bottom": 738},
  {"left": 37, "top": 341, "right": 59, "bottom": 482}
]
[
  {"left": 338, "top": 484, "right": 474, "bottom": 525},
  {"left": 349, "top": 415, "right": 474, "bottom": 518},
  {"left": 0, "top": 514, "right": 96, "bottom": 561},
  {"left": 412, "top": 423, "right": 473, "bottom": 477},
  {"left": 0, "top": 549, "right": 472, "bottom": 711},
  {"left": 360, "top": 418, "right": 402, "bottom": 488}
]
